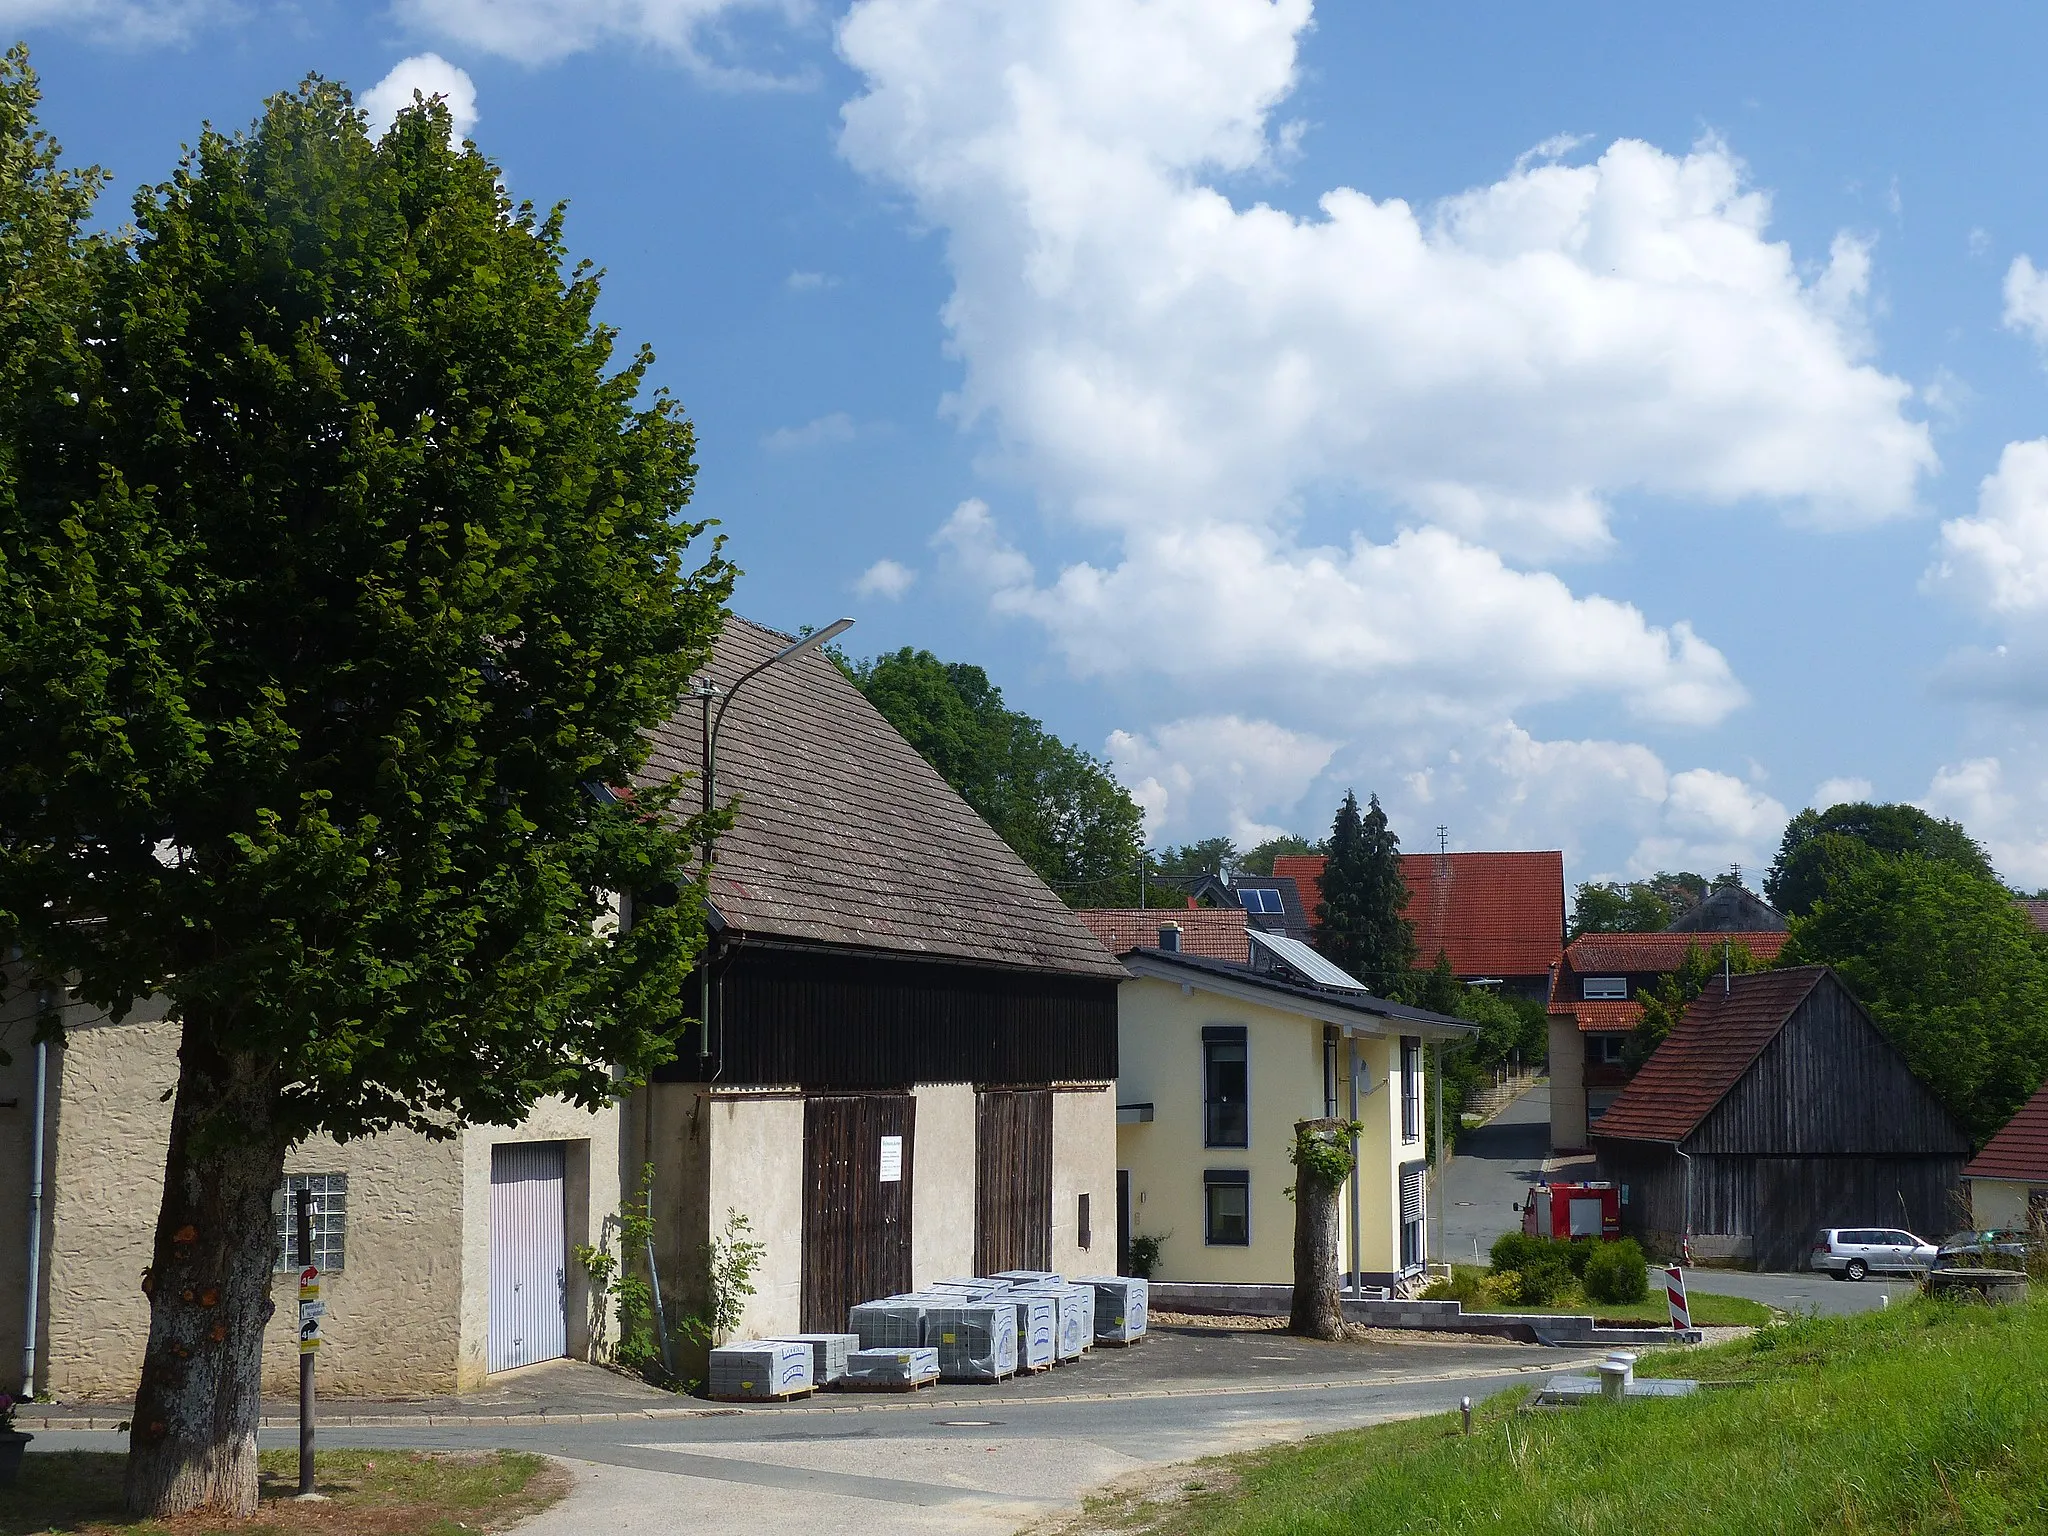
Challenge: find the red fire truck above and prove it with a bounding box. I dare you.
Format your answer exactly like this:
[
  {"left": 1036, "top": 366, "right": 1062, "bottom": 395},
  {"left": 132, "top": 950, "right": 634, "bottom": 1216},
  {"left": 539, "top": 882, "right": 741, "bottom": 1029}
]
[{"left": 1520, "top": 1181, "right": 1622, "bottom": 1242}]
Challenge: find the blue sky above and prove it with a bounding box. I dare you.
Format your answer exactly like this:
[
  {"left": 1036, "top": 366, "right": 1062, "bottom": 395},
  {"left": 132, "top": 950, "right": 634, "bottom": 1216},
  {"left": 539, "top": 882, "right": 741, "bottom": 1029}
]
[{"left": 18, "top": 0, "right": 2048, "bottom": 888}]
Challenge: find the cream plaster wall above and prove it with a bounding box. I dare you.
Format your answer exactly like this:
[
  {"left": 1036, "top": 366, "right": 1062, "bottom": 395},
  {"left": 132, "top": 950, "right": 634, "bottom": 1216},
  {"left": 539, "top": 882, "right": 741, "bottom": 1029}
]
[
  {"left": 911, "top": 1083, "right": 975, "bottom": 1287},
  {"left": 1968, "top": 1178, "right": 2045, "bottom": 1230},
  {"left": 0, "top": 973, "right": 78, "bottom": 1394},
  {"left": 704, "top": 1089, "right": 806, "bottom": 1341},
  {"left": 1548, "top": 1016, "right": 1589, "bottom": 1151},
  {"left": 1052, "top": 1084, "right": 1115, "bottom": 1278},
  {"left": 1115, "top": 975, "right": 1407, "bottom": 1284}
]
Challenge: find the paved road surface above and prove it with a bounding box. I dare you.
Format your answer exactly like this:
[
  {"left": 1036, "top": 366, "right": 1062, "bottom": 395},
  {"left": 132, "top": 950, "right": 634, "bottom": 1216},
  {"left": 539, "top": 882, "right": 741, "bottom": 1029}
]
[
  {"left": 1437, "top": 1080, "right": 1914, "bottom": 1316},
  {"left": 27, "top": 1334, "right": 1596, "bottom": 1536}
]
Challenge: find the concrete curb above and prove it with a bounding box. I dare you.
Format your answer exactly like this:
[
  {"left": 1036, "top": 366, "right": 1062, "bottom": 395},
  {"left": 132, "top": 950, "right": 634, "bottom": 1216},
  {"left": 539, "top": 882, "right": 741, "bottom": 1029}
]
[
  {"left": 20, "top": 1358, "right": 1592, "bottom": 1431},
  {"left": 1152, "top": 1282, "right": 1704, "bottom": 1347}
]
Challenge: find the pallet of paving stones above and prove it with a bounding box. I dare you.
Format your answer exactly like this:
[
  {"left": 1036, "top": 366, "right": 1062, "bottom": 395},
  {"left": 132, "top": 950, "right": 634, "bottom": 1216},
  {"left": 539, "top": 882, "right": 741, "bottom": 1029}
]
[
  {"left": 837, "top": 1346, "right": 941, "bottom": 1391},
  {"left": 708, "top": 1340, "right": 815, "bottom": 1402}
]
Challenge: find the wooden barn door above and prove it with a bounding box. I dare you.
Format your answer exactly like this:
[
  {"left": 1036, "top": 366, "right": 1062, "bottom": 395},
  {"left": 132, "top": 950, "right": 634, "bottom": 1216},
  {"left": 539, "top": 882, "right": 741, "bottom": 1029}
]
[
  {"left": 802, "top": 1094, "right": 915, "bottom": 1332},
  {"left": 975, "top": 1088, "right": 1053, "bottom": 1275}
]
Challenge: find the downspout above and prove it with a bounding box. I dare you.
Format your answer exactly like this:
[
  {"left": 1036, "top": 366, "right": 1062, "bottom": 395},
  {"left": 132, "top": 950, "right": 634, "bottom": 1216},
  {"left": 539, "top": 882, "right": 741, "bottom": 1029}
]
[
  {"left": 1432, "top": 1039, "right": 1445, "bottom": 1270},
  {"left": 1322, "top": 1026, "right": 1337, "bottom": 1119},
  {"left": 21, "top": 1032, "right": 49, "bottom": 1394},
  {"left": 1346, "top": 1034, "right": 1362, "bottom": 1297}
]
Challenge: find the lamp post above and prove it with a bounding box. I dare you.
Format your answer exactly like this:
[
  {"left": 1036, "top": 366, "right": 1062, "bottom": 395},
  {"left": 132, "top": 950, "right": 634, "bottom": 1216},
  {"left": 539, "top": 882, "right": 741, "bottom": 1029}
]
[{"left": 692, "top": 618, "right": 854, "bottom": 1066}]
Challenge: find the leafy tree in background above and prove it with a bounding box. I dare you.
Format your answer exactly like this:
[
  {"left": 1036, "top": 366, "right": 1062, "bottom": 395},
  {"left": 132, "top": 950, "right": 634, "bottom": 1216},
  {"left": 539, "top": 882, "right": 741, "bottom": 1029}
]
[
  {"left": 1623, "top": 938, "right": 1767, "bottom": 1070},
  {"left": 1238, "top": 833, "right": 1319, "bottom": 877},
  {"left": 850, "top": 647, "right": 1145, "bottom": 903},
  {"left": 1151, "top": 837, "right": 1238, "bottom": 898},
  {"left": 1766, "top": 801, "right": 1993, "bottom": 917},
  {"left": 1315, "top": 792, "right": 1414, "bottom": 993},
  {"left": 1411, "top": 950, "right": 1462, "bottom": 1015},
  {"left": 1568, "top": 871, "right": 1712, "bottom": 937},
  {"left": 0, "top": 77, "right": 731, "bottom": 1516},
  {"left": 1783, "top": 853, "right": 2048, "bottom": 1142}
]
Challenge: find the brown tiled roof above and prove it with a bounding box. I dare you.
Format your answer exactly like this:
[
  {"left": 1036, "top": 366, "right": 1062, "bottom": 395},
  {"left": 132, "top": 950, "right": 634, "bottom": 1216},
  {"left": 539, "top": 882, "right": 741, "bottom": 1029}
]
[
  {"left": 1269, "top": 850, "right": 1565, "bottom": 978},
  {"left": 2019, "top": 899, "right": 2048, "bottom": 936},
  {"left": 1964, "top": 1080, "right": 2048, "bottom": 1181},
  {"left": 1558, "top": 931, "right": 1789, "bottom": 975},
  {"left": 1552, "top": 1000, "right": 1643, "bottom": 1033},
  {"left": 635, "top": 617, "right": 1124, "bottom": 978},
  {"left": 1076, "top": 909, "right": 1250, "bottom": 964},
  {"left": 1590, "top": 967, "right": 1828, "bottom": 1143}
]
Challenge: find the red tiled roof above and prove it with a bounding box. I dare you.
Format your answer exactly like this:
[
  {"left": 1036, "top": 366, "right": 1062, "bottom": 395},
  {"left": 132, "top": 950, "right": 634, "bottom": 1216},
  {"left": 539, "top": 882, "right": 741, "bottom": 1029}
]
[
  {"left": 1558, "top": 931, "right": 1789, "bottom": 976},
  {"left": 1964, "top": 1079, "right": 2048, "bottom": 1182},
  {"left": 1590, "top": 967, "right": 1828, "bottom": 1143},
  {"left": 1550, "top": 1000, "right": 1643, "bottom": 1033},
  {"left": 1076, "top": 908, "right": 1250, "bottom": 964},
  {"left": 1270, "top": 850, "right": 1564, "bottom": 978}
]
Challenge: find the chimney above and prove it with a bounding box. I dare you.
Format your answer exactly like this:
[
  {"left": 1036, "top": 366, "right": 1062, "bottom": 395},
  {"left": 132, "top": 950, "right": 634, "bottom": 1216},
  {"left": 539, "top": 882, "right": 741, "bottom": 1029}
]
[{"left": 1158, "top": 921, "right": 1183, "bottom": 952}]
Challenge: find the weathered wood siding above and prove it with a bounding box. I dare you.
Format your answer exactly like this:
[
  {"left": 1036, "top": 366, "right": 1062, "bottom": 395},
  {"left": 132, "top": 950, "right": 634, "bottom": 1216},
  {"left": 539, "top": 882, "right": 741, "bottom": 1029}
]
[
  {"left": 1691, "top": 975, "right": 1969, "bottom": 1158},
  {"left": 658, "top": 943, "right": 1120, "bottom": 1090}
]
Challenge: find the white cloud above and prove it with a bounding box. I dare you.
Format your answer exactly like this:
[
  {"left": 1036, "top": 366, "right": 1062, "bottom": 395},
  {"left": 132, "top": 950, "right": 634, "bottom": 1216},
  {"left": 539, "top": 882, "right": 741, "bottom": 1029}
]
[
  {"left": 1106, "top": 716, "right": 1337, "bottom": 843},
  {"left": 840, "top": 0, "right": 1932, "bottom": 559},
  {"left": 1930, "top": 439, "right": 2048, "bottom": 615},
  {"left": 0, "top": 0, "right": 222, "bottom": 42},
  {"left": 395, "top": 0, "right": 811, "bottom": 80},
  {"left": 362, "top": 54, "right": 479, "bottom": 139},
  {"left": 1812, "top": 776, "right": 1874, "bottom": 808},
  {"left": 2004, "top": 255, "right": 2048, "bottom": 353},
  {"left": 854, "top": 558, "right": 916, "bottom": 600},
  {"left": 762, "top": 411, "right": 857, "bottom": 451},
  {"left": 786, "top": 270, "right": 839, "bottom": 291},
  {"left": 1921, "top": 756, "right": 2048, "bottom": 888}
]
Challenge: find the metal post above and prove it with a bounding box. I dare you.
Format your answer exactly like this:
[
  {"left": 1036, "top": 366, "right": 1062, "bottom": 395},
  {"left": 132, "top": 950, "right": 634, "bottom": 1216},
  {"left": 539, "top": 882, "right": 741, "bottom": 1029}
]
[
  {"left": 1346, "top": 1035, "right": 1362, "bottom": 1298},
  {"left": 21, "top": 1035, "right": 49, "bottom": 1394},
  {"left": 1432, "top": 1040, "right": 1446, "bottom": 1268},
  {"left": 296, "top": 1188, "right": 315, "bottom": 1498}
]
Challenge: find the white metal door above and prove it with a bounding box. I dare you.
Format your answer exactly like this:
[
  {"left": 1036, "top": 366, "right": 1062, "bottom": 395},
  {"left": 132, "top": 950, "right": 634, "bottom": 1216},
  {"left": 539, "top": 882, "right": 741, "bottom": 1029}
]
[{"left": 488, "top": 1141, "right": 567, "bottom": 1373}]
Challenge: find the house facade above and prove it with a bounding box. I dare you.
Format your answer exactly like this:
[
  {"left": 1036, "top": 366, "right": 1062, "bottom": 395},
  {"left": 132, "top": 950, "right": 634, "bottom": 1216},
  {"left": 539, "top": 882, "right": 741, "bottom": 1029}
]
[
  {"left": 1547, "top": 930, "right": 1790, "bottom": 1152},
  {"left": 634, "top": 619, "right": 1125, "bottom": 1350},
  {"left": 1962, "top": 1081, "right": 2048, "bottom": 1230},
  {"left": 1080, "top": 916, "right": 1471, "bottom": 1292},
  {"left": 0, "top": 978, "right": 621, "bottom": 1399},
  {"left": 1272, "top": 850, "right": 1565, "bottom": 1000},
  {"left": 1591, "top": 967, "right": 1969, "bottom": 1268}
]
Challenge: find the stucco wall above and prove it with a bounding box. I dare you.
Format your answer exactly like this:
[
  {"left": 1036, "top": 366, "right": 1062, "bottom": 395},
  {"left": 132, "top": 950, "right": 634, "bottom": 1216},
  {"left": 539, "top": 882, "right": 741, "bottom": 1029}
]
[
  {"left": 704, "top": 1089, "right": 806, "bottom": 1340},
  {"left": 1116, "top": 975, "right": 1406, "bottom": 1284},
  {"left": 1969, "top": 1177, "right": 2043, "bottom": 1230},
  {"left": 911, "top": 1083, "right": 975, "bottom": 1286},
  {"left": 1548, "top": 1016, "right": 1589, "bottom": 1151},
  {"left": 1052, "top": 1084, "right": 1115, "bottom": 1277}
]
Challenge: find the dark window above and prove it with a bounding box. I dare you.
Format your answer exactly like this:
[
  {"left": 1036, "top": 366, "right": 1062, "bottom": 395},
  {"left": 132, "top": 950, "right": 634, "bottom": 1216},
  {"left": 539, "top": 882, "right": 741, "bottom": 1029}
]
[
  {"left": 1399, "top": 1162, "right": 1427, "bottom": 1270},
  {"left": 275, "top": 1173, "right": 347, "bottom": 1273},
  {"left": 1582, "top": 976, "right": 1627, "bottom": 1000},
  {"left": 1584, "top": 1035, "right": 1628, "bottom": 1066},
  {"left": 1203, "top": 1026, "right": 1249, "bottom": 1147},
  {"left": 1400, "top": 1036, "right": 1422, "bottom": 1142},
  {"left": 1204, "top": 1169, "right": 1250, "bottom": 1245}
]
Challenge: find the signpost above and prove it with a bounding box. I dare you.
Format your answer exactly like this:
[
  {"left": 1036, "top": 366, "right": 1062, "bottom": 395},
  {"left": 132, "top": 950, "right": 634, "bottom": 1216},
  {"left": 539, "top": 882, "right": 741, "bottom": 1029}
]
[
  {"left": 295, "top": 1189, "right": 320, "bottom": 1499},
  {"left": 1662, "top": 1264, "right": 1692, "bottom": 1331}
]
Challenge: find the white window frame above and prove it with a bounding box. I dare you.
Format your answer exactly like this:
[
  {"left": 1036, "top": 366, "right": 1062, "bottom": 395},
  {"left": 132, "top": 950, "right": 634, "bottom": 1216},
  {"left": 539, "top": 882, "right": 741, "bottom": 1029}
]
[{"left": 1582, "top": 976, "right": 1627, "bottom": 1000}]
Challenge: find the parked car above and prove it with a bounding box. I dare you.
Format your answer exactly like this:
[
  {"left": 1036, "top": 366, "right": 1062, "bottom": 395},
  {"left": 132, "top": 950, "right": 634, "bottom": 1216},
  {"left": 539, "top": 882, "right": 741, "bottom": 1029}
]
[
  {"left": 1934, "top": 1229, "right": 2038, "bottom": 1270},
  {"left": 1808, "top": 1227, "right": 1937, "bottom": 1279}
]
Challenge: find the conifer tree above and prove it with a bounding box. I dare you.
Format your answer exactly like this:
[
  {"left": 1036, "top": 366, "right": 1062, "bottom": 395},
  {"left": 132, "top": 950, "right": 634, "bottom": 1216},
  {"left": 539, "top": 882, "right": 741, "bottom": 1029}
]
[{"left": 1315, "top": 791, "right": 1415, "bottom": 993}]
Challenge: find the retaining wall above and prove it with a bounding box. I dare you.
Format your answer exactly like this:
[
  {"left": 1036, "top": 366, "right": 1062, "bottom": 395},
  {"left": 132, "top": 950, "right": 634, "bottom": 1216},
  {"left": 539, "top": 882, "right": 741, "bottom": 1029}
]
[{"left": 1151, "top": 1281, "right": 1701, "bottom": 1347}]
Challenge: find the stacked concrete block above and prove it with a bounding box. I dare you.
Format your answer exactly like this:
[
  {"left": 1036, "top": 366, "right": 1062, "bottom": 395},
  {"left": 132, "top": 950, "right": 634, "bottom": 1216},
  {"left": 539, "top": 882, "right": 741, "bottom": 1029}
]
[
  {"left": 925, "top": 1302, "right": 1019, "bottom": 1382},
  {"left": 767, "top": 1332, "right": 860, "bottom": 1386},
  {"left": 709, "top": 1341, "right": 813, "bottom": 1400},
  {"left": 843, "top": 1346, "right": 940, "bottom": 1388},
  {"left": 1010, "top": 1292, "right": 1057, "bottom": 1370},
  {"left": 848, "top": 1297, "right": 929, "bottom": 1350},
  {"left": 1076, "top": 1277, "right": 1148, "bottom": 1344}
]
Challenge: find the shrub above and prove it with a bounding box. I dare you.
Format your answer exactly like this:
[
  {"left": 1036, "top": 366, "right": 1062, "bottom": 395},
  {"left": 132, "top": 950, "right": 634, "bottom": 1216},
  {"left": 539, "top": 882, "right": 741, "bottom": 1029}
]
[
  {"left": 1499, "top": 1247, "right": 1576, "bottom": 1307},
  {"left": 1584, "top": 1238, "right": 1650, "bottom": 1304},
  {"left": 1488, "top": 1230, "right": 1545, "bottom": 1273}
]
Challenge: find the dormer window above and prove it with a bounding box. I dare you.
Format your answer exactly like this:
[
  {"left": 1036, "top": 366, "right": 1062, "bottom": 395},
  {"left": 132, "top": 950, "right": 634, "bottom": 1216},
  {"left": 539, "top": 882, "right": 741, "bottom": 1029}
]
[
  {"left": 1239, "top": 887, "right": 1285, "bottom": 914},
  {"left": 1582, "top": 976, "right": 1627, "bottom": 1000}
]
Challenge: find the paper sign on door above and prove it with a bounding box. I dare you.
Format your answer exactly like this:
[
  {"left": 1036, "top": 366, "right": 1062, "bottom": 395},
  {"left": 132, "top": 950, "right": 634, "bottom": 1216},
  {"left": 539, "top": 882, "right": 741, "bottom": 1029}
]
[{"left": 879, "top": 1135, "right": 903, "bottom": 1183}]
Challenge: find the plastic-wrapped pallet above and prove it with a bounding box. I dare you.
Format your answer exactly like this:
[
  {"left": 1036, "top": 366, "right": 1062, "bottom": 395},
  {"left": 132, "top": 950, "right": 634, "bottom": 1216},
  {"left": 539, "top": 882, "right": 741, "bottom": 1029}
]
[
  {"left": 1010, "top": 1291, "right": 1056, "bottom": 1370},
  {"left": 1076, "top": 1277, "right": 1148, "bottom": 1343},
  {"left": 926, "top": 1302, "right": 1019, "bottom": 1382},
  {"left": 1015, "top": 1286, "right": 1088, "bottom": 1361},
  {"left": 848, "top": 1297, "right": 928, "bottom": 1350},
  {"left": 709, "top": 1341, "right": 812, "bottom": 1400},
  {"left": 1060, "top": 1281, "right": 1098, "bottom": 1353},
  {"left": 929, "top": 1278, "right": 1008, "bottom": 1299},
  {"left": 843, "top": 1346, "right": 940, "bottom": 1388},
  {"left": 767, "top": 1332, "right": 860, "bottom": 1385},
  {"left": 993, "top": 1270, "right": 1061, "bottom": 1287}
]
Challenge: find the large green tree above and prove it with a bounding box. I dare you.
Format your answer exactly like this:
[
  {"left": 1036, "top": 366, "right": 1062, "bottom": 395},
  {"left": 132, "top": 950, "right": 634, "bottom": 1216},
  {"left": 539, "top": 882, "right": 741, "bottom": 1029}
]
[
  {"left": 1782, "top": 853, "right": 2048, "bottom": 1143},
  {"left": 1766, "top": 801, "right": 1993, "bottom": 917},
  {"left": 0, "top": 77, "right": 731, "bottom": 1516},
  {"left": 850, "top": 646, "right": 1145, "bottom": 902},
  {"left": 1237, "top": 832, "right": 1318, "bottom": 877},
  {"left": 1314, "top": 791, "right": 1414, "bottom": 993},
  {"left": 1622, "top": 937, "right": 1767, "bottom": 1070}
]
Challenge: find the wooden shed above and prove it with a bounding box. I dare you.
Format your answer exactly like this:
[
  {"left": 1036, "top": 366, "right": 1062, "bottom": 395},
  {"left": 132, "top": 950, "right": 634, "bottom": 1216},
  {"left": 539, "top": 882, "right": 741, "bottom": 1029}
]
[{"left": 1591, "top": 967, "right": 1968, "bottom": 1269}]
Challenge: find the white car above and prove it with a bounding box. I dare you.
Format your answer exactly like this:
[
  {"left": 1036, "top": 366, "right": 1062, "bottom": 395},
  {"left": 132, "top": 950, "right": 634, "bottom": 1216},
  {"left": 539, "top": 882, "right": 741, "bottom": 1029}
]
[{"left": 1809, "top": 1227, "right": 1937, "bottom": 1280}]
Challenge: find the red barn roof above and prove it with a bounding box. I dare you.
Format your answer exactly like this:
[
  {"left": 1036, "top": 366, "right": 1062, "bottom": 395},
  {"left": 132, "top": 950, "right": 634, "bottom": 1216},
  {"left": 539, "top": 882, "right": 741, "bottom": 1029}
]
[
  {"left": 1964, "top": 1080, "right": 2048, "bottom": 1183},
  {"left": 1271, "top": 850, "right": 1564, "bottom": 979},
  {"left": 1076, "top": 908, "right": 1250, "bottom": 964},
  {"left": 1591, "top": 967, "right": 1829, "bottom": 1143}
]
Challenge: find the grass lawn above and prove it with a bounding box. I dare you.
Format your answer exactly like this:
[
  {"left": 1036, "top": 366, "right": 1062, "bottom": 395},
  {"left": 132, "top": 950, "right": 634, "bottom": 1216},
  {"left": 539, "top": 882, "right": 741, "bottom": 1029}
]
[
  {"left": 0, "top": 1448, "right": 566, "bottom": 1536},
  {"left": 1058, "top": 1289, "right": 2048, "bottom": 1535}
]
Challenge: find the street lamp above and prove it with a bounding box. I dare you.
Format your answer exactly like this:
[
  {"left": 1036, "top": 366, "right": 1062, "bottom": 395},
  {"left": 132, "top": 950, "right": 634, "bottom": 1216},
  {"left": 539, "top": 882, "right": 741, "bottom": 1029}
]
[{"left": 692, "top": 618, "right": 854, "bottom": 1064}]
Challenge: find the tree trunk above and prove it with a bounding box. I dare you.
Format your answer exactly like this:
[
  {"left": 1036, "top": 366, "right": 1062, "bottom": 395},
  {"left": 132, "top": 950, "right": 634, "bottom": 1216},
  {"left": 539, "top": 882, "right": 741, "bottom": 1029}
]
[
  {"left": 124, "top": 1030, "right": 289, "bottom": 1519},
  {"left": 1290, "top": 1117, "right": 1347, "bottom": 1341}
]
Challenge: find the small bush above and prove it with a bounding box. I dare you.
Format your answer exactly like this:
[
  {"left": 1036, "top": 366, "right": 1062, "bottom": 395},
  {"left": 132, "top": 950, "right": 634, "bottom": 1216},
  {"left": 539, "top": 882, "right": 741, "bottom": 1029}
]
[
  {"left": 1584, "top": 1238, "right": 1650, "bottom": 1304},
  {"left": 1499, "top": 1247, "right": 1576, "bottom": 1306},
  {"left": 1488, "top": 1230, "right": 1545, "bottom": 1273}
]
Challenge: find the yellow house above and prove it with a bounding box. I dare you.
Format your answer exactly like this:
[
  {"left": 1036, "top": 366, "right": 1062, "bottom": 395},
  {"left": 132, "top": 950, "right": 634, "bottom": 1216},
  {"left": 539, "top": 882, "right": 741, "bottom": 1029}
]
[
  {"left": 1963, "top": 1080, "right": 2048, "bottom": 1231},
  {"left": 1101, "top": 923, "right": 1472, "bottom": 1292}
]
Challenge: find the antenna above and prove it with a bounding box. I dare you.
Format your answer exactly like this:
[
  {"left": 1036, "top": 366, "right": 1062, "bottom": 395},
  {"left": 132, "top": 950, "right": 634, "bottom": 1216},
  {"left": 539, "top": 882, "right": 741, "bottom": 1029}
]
[
  {"left": 1436, "top": 824, "right": 1450, "bottom": 874},
  {"left": 1723, "top": 937, "right": 1731, "bottom": 996}
]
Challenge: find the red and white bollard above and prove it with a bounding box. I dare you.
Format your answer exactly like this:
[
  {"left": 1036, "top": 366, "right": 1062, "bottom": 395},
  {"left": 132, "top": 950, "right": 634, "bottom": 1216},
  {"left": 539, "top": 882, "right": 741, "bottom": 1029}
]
[{"left": 1663, "top": 1264, "right": 1691, "bottom": 1330}]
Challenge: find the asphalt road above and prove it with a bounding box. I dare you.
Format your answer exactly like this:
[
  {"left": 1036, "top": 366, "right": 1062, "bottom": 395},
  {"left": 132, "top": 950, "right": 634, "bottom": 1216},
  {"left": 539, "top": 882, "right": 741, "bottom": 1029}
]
[
  {"left": 1437, "top": 1080, "right": 1914, "bottom": 1317},
  {"left": 25, "top": 1335, "right": 1595, "bottom": 1536}
]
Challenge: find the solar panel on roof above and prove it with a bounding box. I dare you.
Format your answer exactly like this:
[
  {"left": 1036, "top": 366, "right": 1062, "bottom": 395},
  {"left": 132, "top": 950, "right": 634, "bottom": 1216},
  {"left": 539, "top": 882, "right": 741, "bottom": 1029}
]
[
  {"left": 1238, "top": 887, "right": 1284, "bottom": 914},
  {"left": 1247, "top": 928, "right": 1367, "bottom": 990}
]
